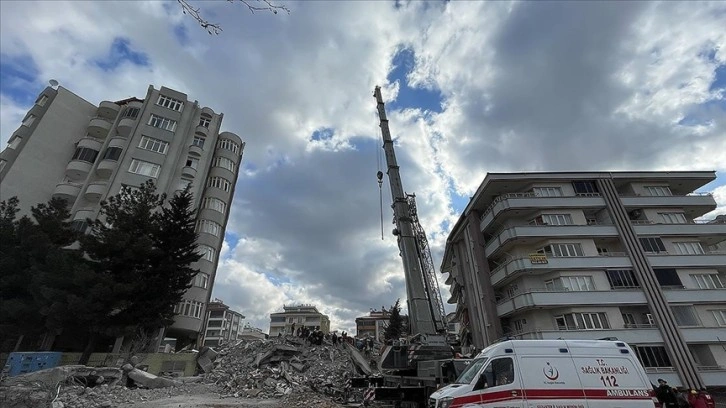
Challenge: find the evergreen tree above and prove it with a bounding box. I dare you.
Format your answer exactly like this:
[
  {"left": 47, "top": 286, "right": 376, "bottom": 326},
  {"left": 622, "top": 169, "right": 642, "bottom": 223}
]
[{"left": 384, "top": 299, "right": 405, "bottom": 341}]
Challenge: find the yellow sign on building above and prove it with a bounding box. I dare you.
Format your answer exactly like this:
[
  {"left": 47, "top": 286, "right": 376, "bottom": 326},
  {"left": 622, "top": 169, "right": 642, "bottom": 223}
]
[{"left": 529, "top": 253, "right": 548, "bottom": 264}]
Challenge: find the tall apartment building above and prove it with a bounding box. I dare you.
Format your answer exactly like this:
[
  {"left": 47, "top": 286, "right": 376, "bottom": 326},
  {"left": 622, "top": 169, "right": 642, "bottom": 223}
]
[
  {"left": 441, "top": 171, "right": 725, "bottom": 388},
  {"left": 0, "top": 83, "right": 244, "bottom": 347},
  {"left": 269, "top": 304, "right": 330, "bottom": 336},
  {"left": 202, "top": 299, "right": 245, "bottom": 347}
]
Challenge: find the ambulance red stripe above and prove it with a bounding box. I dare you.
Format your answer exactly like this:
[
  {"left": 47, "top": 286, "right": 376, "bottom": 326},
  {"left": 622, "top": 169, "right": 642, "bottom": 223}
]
[{"left": 450, "top": 388, "right": 653, "bottom": 407}]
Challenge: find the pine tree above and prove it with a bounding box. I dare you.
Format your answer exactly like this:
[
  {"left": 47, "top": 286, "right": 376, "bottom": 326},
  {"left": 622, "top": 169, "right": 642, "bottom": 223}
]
[{"left": 384, "top": 299, "right": 405, "bottom": 341}]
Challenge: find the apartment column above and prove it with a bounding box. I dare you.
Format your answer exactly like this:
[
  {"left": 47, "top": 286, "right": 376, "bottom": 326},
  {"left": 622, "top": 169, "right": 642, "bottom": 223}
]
[{"left": 597, "top": 178, "right": 704, "bottom": 389}]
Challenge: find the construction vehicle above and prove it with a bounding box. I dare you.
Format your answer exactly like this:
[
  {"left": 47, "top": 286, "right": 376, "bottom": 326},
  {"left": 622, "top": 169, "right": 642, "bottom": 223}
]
[{"left": 352, "top": 87, "right": 468, "bottom": 407}]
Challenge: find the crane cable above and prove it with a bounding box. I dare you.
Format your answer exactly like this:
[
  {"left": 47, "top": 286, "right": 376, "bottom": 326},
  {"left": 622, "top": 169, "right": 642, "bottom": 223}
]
[{"left": 375, "top": 109, "right": 384, "bottom": 240}]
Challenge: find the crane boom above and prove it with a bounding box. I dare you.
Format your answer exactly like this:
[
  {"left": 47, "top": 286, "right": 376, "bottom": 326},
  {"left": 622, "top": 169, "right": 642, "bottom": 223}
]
[{"left": 374, "top": 86, "right": 446, "bottom": 336}]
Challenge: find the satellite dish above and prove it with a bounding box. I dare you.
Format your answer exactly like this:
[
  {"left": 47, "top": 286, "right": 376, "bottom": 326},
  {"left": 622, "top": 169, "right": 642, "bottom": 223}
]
[{"left": 49, "top": 79, "right": 59, "bottom": 88}]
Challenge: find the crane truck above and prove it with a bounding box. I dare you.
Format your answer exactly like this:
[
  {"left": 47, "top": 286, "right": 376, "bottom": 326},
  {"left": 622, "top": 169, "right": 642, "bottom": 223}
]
[{"left": 351, "top": 87, "right": 470, "bottom": 407}]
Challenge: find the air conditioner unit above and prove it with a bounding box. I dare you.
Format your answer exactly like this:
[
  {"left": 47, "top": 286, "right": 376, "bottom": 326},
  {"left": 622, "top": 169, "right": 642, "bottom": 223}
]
[{"left": 629, "top": 209, "right": 643, "bottom": 219}]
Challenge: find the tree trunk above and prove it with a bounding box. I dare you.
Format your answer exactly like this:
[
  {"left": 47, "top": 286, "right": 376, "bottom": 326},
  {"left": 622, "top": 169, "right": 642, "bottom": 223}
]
[
  {"left": 13, "top": 335, "right": 24, "bottom": 352},
  {"left": 78, "top": 332, "right": 98, "bottom": 365}
]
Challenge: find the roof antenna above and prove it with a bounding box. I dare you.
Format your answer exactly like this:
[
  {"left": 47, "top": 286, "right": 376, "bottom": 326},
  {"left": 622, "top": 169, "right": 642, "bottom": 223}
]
[{"left": 49, "top": 79, "right": 59, "bottom": 89}]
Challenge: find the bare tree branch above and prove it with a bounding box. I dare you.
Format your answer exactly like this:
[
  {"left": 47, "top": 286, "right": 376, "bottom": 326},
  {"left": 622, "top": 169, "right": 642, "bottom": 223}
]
[{"left": 177, "top": 0, "right": 290, "bottom": 36}]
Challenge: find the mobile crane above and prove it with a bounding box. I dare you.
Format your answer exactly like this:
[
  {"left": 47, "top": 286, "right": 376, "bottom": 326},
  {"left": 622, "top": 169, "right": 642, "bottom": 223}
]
[{"left": 354, "top": 87, "right": 469, "bottom": 407}]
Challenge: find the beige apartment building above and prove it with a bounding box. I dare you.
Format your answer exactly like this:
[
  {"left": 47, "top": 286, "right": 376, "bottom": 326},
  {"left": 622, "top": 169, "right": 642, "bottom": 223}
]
[
  {"left": 269, "top": 304, "right": 330, "bottom": 336},
  {"left": 355, "top": 308, "right": 391, "bottom": 340},
  {"left": 441, "top": 171, "right": 726, "bottom": 388},
  {"left": 202, "top": 299, "right": 246, "bottom": 347},
  {"left": 0, "top": 83, "right": 244, "bottom": 348}
]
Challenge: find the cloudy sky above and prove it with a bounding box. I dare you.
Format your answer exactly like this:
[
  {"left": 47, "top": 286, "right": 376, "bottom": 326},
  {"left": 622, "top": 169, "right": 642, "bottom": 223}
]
[{"left": 1, "top": 1, "right": 725, "bottom": 334}]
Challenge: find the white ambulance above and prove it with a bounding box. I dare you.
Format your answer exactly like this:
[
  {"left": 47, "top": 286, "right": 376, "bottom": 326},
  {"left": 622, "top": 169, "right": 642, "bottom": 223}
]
[{"left": 429, "top": 339, "right": 658, "bottom": 408}]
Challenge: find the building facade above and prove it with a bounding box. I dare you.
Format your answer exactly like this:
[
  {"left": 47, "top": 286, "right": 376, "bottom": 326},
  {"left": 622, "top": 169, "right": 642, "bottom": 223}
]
[
  {"left": 202, "top": 299, "right": 245, "bottom": 347},
  {"left": 441, "top": 171, "right": 725, "bottom": 388},
  {"left": 0, "top": 84, "right": 244, "bottom": 347},
  {"left": 269, "top": 304, "right": 330, "bottom": 336},
  {"left": 355, "top": 308, "right": 391, "bottom": 340}
]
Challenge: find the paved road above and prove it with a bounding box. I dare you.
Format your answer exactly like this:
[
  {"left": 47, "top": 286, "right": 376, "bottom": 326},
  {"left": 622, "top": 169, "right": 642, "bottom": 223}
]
[{"left": 116, "top": 394, "right": 288, "bottom": 408}]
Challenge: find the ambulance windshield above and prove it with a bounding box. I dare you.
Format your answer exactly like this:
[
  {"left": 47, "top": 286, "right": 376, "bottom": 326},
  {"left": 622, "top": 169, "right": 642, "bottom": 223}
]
[{"left": 455, "top": 357, "right": 488, "bottom": 384}]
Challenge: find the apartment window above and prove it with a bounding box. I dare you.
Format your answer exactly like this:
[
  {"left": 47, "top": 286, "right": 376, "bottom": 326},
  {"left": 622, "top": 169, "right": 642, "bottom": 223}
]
[
  {"left": 199, "top": 245, "right": 216, "bottom": 262},
  {"left": 198, "top": 219, "right": 222, "bottom": 237},
  {"left": 128, "top": 159, "right": 161, "bottom": 178},
  {"left": 506, "top": 284, "right": 519, "bottom": 298},
  {"left": 654, "top": 268, "right": 682, "bottom": 287},
  {"left": 217, "top": 139, "right": 239, "bottom": 154},
  {"left": 138, "top": 136, "right": 169, "bottom": 154},
  {"left": 148, "top": 114, "right": 177, "bottom": 131},
  {"left": 606, "top": 269, "right": 640, "bottom": 288},
  {"left": 538, "top": 243, "right": 584, "bottom": 257},
  {"left": 512, "top": 319, "right": 526, "bottom": 333},
  {"left": 0, "top": 159, "right": 6, "bottom": 173},
  {"left": 639, "top": 237, "right": 666, "bottom": 253},
  {"left": 70, "top": 220, "right": 88, "bottom": 233},
  {"left": 634, "top": 346, "right": 672, "bottom": 368},
  {"left": 22, "top": 114, "right": 36, "bottom": 127},
  {"left": 208, "top": 176, "right": 231, "bottom": 192},
  {"left": 671, "top": 305, "right": 700, "bottom": 327},
  {"left": 8, "top": 136, "right": 22, "bottom": 149},
  {"left": 621, "top": 313, "right": 636, "bottom": 327},
  {"left": 645, "top": 186, "right": 672, "bottom": 196},
  {"left": 203, "top": 197, "right": 227, "bottom": 214},
  {"left": 545, "top": 276, "right": 595, "bottom": 291},
  {"left": 175, "top": 300, "right": 204, "bottom": 319},
  {"left": 673, "top": 241, "right": 704, "bottom": 255},
  {"left": 36, "top": 94, "right": 48, "bottom": 106},
  {"left": 156, "top": 95, "right": 184, "bottom": 111},
  {"left": 659, "top": 212, "right": 687, "bottom": 224},
  {"left": 555, "top": 313, "right": 609, "bottom": 330},
  {"left": 185, "top": 156, "right": 199, "bottom": 169},
  {"left": 213, "top": 156, "right": 236, "bottom": 173},
  {"left": 193, "top": 273, "right": 209, "bottom": 289},
  {"left": 71, "top": 147, "right": 99, "bottom": 163},
  {"left": 691, "top": 274, "right": 724, "bottom": 289},
  {"left": 198, "top": 114, "right": 212, "bottom": 128},
  {"left": 541, "top": 214, "right": 573, "bottom": 225},
  {"left": 102, "top": 147, "right": 122, "bottom": 161},
  {"left": 532, "top": 187, "right": 563, "bottom": 197},
  {"left": 123, "top": 107, "right": 140, "bottom": 119},
  {"left": 572, "top": 181, "right": 598, "bottom": 195},
  {"left": 192, "top": 136, "right": 205, "bottom": 149},
  {"left": 710, "top": 310, "right": 726, "bottom": 326}
]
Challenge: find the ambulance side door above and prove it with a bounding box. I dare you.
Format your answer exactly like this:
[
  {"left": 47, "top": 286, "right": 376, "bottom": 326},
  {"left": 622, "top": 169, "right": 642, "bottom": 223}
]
[{"left": 473, "top": 356, "right": 524, "bottom": 408}]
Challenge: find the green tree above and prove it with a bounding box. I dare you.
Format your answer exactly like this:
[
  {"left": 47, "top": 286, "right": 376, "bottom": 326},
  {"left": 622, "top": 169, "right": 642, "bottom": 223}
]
[{"left": 384, "top": 299, "right": 405, "bottom": 341}]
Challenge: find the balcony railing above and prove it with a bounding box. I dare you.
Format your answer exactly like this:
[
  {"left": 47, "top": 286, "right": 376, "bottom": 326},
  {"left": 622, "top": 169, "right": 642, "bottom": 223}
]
[
  {"left": 490, "top": 252, "right": 629, "bottom": 276},
  {"left": 480, "top": 192, "right": 603, "bottom": 221}
]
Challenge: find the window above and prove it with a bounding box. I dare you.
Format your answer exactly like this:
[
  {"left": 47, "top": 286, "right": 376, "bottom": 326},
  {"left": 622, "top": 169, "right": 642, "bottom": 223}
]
[
  {"left": 123, "top": 107, "right": 140, "bottom": 119},
  {"left": 691, "top": 274, "right": 724, "bottom": 289},
  {"left": 128, "top": 159, "right": 161, "bottom": 178},
  {"left": 538, "top": 243, "right": 584, "bottom": 257},
  {"left": 671, "top": 305, "right": 700, "bottom": 327},
  {"left": 185, "top": 156, "right": 199, "bottom": 169},
  {"left": 639, "top": 237, "right": 666, "bottom": 253},
  {"left": 36, "top": 95, "right": 48, "bottom": 106},
  {"left": 203, "top": 197, "right": 227, "bottom": 214},
  {"left": 710, "top": 310, "right": 726, "bottom": 326},
  {"left": 199, "top": 115, "right": 211, "bottom": 128},
  {"left": 70, "top": 220, "right": 88, "bottom": 233},
  {"left": 479, "top": 358, "right": 514, "bottom": 388},
  {"left": 622, "top": 313, "right": 636, "bottom": 327},
  {"left": 193, "top": 273, "right": 209, "bottom": 289},
  {"left": 540, "top": 214, "right": 573, "bottom": 225},
  {"left": 208, "top": 176, "right": 231, "bottom": 192},
  {"left": 555, "top": 313, "right": 610, "bottom": 330},
  {"left": 192, "top": 136, "right": 205, "bottom": 148},
  {"left": 532, "top": 187, "right": 562, "bottom": 197},
  {"left": 199, "top": 245, "right": 216, "bottom": 262},
  {"left": 22, "top": 114, "right": 36, "bottom": 127},
  {"left": 654, "top": 268, "right": 682, "bottom": 287},
  {"left": 645, "top": 186, "right": 672, "bottom": 196},
  {"left": 572, "top": 181, "right": 599, "bottom": 195},
  {"left": 8, "top": 136, "right": 22, "bottom": 149},
  {"left": 213, "top": 156, "right": 236, "bottom": 173},
  {"left": 156, "top": 95, "right": 184, "bottom": 111},
  {"left": 512, "top": 319, "right": 526, "bottom": 333},
  {"left": 72, "top": 147, "right": 99, "bottom": 163},
  {"left": 506, "top": 284, "right": 519, "bottom": 298},
  {"left": 138, "top": 136, "right": 169, "bottom": 154},
  {"left": 177, "top": 178, "right": 192, "bottom": 191},
  {"left": 217, "top": 139, "right": 239, "bottom": 153},
  {"left": 545, "top": 276, "right": 595, "bottom": 291},
  {"left": 673, "top": 241, "right": 704, "bottom": 255},
  {"left": 607, "top": 269, "right": 640, "bottom": 288},
  {"left": 102, "top": 147, "right": 122, "bottom": 161},
  {"left": 659, "top": 212, "right": 687, "bottom": 224},
  {"left": 174, "top": 299, "right": 204, "bottom": 319},
  {"left": 0, "top": 159, "right": 6, "bottom": 173},
  {"left": 198, "top": 219, "right": 222, "bottom": 237},
  {"left": 633, "top": 345, "right": 672, "bottom": 368},
  {"left": 148, "top": 114, "right": 177, "bottom": 131}
]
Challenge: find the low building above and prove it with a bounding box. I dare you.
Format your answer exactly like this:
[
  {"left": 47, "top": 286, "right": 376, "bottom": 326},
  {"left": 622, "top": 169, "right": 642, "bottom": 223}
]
[
  {"left": 355, "top": 308, "right": 391, "bottom": 341},
  {"left": 269, "top": 304, "right": 330, "bottom": 336},
  {"left": 239, "top": 324, "right": 267, "bottom": 341},
  {"left": 202, "top": 299, "right": 245, "bottom": 347}
]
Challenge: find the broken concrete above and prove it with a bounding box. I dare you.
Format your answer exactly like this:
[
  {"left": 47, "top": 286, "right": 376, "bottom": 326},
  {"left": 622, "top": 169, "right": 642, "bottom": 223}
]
[{"left": 121, "top": 363, "right": 181, "bottom": 389}]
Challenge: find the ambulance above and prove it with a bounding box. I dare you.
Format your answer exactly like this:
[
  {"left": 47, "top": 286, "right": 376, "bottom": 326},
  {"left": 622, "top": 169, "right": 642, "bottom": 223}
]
[{"left": 428, "top": 339, "right": 658, "bottom": 408}]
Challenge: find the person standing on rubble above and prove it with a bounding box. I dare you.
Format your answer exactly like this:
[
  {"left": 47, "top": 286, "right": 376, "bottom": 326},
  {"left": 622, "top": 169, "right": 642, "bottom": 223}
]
[{"left": 332, "top": 332, "right": 338, "bottom": 346}]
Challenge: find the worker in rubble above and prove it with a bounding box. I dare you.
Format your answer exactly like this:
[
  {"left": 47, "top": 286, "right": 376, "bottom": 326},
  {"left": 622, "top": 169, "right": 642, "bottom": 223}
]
[{"left": 332, "top": 331, "right": 338, "bottom": 346}]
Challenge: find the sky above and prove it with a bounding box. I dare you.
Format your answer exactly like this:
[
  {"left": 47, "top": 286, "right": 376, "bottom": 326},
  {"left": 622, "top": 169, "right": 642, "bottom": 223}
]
[{"left": 1, "top": 1, "right": 725, "bottom": 334}]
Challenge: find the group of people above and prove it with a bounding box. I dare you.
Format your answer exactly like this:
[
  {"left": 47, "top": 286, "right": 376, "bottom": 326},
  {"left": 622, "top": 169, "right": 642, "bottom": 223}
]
[
  {"left": 655, "top": 378, "right": 714, "bottom": 408},
  {"left": 330, "top": 330, "right": 350, "bottom": 347}
]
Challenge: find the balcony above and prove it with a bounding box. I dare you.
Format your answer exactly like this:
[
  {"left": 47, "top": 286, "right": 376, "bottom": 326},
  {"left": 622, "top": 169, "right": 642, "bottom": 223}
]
[
  {"left": 516, "top": 327, "right": 664, "bottom": 343},
  {"left": 489, "top": 254, "right": 632, "bottom": 287},
  {"left": 181, "top": 166, "right": 197, "bottom": 178},
  {"left": 96, "top": 159, "right": 116, "bottom": 178},
  {"left": 496, "top": 289, "right": 646, "bottom": 317},
  {"left": 117, "top": 117, "right": 136, "bottom": 136},
  {"left": 188, "top": 144, "right": 203, "bottom": 156},
  {"left": 485, "top": 224, "right": 618, "bottom": 257},
  {"left": 52, "top": 181, "right": 82, "bottom": 203},
  {"left": 633, "top": 221, "right": 726, "bottom": 246},
  {"left": 77, "top": 136, "right": 103, "bottom": 151},
  {"left": 621, "top": 194, "right": 716, "bottom": 217},
  {"left": 97, "top": 101, "right": 120, "bottom": 120},
  {"left": 87, "top": 117, "right": 112, "bottom": 138},
  {"left": 84, "top": 181, "right": 108, "bottom": 201},
  {"left": 648, "top": 251, "right": 726, "bottom": 269},
  {"left": 65, "top": 160, "right": 93, "bottom": 181},
  {"left": 195, "top": 125, "right": 210, "bottom": 137},
  {"left": 680, "top": 327, "right": 726, "bottom": 342},
  {"left": 663, "top": 288, "right": 726, "bottom": 304},
  {"left": 479, "top": 193, "right": 606, "bottom": 233}
]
